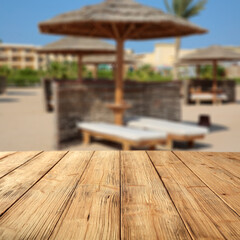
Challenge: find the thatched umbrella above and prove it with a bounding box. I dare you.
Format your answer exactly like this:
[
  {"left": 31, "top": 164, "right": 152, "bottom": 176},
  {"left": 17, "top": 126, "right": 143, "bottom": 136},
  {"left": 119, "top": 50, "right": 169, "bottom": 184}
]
[
  {"left": 39, "top": 0, "right": 207, "bottom": 125},
  {"left": 83, "top": 54, "right": 136, "bottom": 79},
  {"left": 38, "top": 37, "right": 115, "bottom": 82},
  {"left": 180, "top": 45, "right": 240, "bottom": 93}
]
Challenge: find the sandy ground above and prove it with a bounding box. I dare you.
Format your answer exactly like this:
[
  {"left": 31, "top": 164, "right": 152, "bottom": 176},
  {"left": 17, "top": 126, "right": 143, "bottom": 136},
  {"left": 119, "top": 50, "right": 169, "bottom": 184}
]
[
  {"left": 0, "top": 88, "right": 56, "bottom": 151},
  {"left": 0, "top": 86, "right": 239, "bottom": 152}
]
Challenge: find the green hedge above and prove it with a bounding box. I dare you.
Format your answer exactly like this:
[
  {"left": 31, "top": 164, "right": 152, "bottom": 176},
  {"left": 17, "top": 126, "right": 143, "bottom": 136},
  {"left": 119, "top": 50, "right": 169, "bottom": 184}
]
[
  {"left": 234, "top": 78, "right": 240, "bottom": 84},
  {"left": 1, "top": 63, "right": 238, "bottom": 86},
  {"left": 7, "top": 68, "right": 40, "bottom": 86}
]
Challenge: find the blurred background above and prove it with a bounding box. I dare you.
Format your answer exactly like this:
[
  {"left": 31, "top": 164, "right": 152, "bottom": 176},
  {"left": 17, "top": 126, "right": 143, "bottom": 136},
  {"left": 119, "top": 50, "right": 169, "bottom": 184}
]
[{"left": 0, "top": 0, "right": 239, "bottom": 152}]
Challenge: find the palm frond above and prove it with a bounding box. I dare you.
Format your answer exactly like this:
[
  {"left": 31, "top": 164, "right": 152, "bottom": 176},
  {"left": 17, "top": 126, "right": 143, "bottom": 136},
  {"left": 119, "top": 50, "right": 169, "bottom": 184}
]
[
  {"left": 183, "top": 0, "right": 207, "bottom": 18},
  {"left": 163, "top": 0, "right": 173, "bottom": 14},
  {"left": 163, "top": 0, "right": 207, "bottom": 19}
]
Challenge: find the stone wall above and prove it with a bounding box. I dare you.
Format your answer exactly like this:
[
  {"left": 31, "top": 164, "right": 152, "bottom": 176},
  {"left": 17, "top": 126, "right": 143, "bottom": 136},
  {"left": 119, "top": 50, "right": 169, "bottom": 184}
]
[{"left": 54, "top": 79, "right": 182, "bottom": 146}]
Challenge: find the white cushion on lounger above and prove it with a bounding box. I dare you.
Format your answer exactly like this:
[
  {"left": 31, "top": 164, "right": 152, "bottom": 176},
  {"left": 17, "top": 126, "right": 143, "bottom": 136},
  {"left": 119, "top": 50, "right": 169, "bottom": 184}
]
[
  {"left": 127, "top": 117, "right": 209, "bottom": 137},
  {"left": 191, "top": 93, "right": 213, "bottom": 100},
  {"left": 77, "top": 122, "right": 166, "bottom": 142},
  {"left": 191, "top": 93, "right": 228, "bottom": 101},
  {"left": 217, "top": 94, "right": 228, "bottom": 100}
]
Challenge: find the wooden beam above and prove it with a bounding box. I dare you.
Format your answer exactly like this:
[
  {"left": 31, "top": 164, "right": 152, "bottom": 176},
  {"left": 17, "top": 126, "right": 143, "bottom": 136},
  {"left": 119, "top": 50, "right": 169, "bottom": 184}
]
[
  {"left": 93, "top": 23, "right": 114, "bottom": 38},
  {"left": 129, "top": 24, "right": 149, "bottom": 38},
  {"left": 212, "top": 60, "right": 218, "bottom": 103},
  {"left": 111, "top": 23, "right": 120, "bottom": 39},
  {"left": 123, "top": 23, "right": 135, "bottom": 39}
]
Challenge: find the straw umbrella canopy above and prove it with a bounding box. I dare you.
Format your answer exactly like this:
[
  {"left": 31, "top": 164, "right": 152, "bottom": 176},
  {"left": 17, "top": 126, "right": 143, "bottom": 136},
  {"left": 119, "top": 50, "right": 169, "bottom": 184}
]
[
  {"left": 38, "top": 36, "right": 115, "bottom": 81},
  {"left": 39, "top": 0, "right": 207, "bottom": 125},
  {"left": 180, "top": 45, "right": 240, "bottom": 92}
]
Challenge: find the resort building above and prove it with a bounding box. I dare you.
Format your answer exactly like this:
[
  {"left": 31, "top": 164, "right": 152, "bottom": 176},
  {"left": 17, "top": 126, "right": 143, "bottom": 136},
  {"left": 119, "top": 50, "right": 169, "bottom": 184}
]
[
  {"left": 0, "top": 44, "right": 40, "bottom": 70},
  {"left": 136, "top": 43, "right": 195, "bottom": 70},
  {"left": 0, "top": 43, "right": 77, "bottom": 70},
  {"left": 136, "top": 42, "right": 240, "bottom": 72}
]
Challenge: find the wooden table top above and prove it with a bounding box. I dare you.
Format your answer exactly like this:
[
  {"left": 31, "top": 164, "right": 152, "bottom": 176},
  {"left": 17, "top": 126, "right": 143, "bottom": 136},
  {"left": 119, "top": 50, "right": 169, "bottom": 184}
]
[{"left": 0, "top": 151, "right": 239, "bottom": 239}]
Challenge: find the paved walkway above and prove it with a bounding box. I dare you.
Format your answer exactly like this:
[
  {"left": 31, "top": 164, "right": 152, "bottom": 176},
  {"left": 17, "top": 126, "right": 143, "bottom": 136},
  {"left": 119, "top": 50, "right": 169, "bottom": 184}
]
[{"left": 0, "top": 86, "right": 239, "bottom": 151}]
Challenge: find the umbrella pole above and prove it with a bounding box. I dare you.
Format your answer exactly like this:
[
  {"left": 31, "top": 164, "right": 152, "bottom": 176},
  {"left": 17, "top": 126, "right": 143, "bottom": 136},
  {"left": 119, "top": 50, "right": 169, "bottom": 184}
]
[
  {"left": 93, "top": 64, "right": 98, "bottom": 79},
  {"left": 196, "top": 64, "right": 201, "bottom": 78},
  {"left": 115, "top": 38, "right": 124, "bottom": 125},
  {"left": 78, "top": 54, "right": 83, "bottom": 83},
  {"left": 213, "top": 60, "right": 218, "bottom": 103}
]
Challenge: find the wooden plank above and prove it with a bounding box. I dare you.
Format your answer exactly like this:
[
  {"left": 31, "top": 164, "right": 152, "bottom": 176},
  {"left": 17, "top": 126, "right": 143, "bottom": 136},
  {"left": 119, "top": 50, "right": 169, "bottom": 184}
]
[
  {"left": 0, "top": 152, "right": 16, "bottom": 160},
  {"left": 121, "top": 151, "right": 191, "bottom": 240},
  {"left": 0, "top": 151, "right": 93, "bottom": 239},
  {"left": 0, "top": 151, "right": 41, "bottom": 178},
  {"left": 50, "top": 151, "right": 120, "bottom": 240},
  {"left": 208, "top": 152, "right": 240, "bottom": 177},
  {"left": 0, "top": 151, "right": 67, "bottom": 216},
  {"left": 148, "top": 151, "right": 240, "bottom": 240},
  {"left": 175, "top": 151, "right": 240, "bottom": 215}
]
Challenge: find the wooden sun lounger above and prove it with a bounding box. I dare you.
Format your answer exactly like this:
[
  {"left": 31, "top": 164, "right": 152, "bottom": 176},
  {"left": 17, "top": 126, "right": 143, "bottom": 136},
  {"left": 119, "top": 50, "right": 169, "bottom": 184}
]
[
  {"left": 77, "top": 122, "right": 166, "bottom": 150},
  {"left": 127, "top": 117, "right": 209, "bottom": 149}
]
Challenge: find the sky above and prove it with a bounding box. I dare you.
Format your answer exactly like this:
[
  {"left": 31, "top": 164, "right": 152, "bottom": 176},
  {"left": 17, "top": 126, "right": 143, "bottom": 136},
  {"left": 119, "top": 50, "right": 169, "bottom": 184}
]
[{"left": 0, "top": 0, "right": 240, "bottom": 53}]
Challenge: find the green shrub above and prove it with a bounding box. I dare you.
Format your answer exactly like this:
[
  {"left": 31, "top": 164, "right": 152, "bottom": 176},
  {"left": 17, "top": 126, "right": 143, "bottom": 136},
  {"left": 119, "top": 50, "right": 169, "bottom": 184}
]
[
  {"left": 7, "top": 68, "right": 40, "bottom": 86},
  {"left": 0, "top": 65, "right": 12, "bottom": 77},
  {"left": 199, "top": 65, "right": 226, "bottom": 79},
  {"left": 233, "top": 78, "right": 240, "bottom": 84},
  {"left": 97, "top": 69, "right": 113, "bottom": 79},
  {"left": 44, "top": 61, "right": 92, "bottom": 80},
  {"left": 126, "top": 64, "right": 172, "bottom": 82}
]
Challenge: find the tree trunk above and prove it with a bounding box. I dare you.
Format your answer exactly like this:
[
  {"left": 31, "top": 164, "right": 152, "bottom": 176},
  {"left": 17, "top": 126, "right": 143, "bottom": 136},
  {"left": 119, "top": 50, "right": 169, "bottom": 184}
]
[{"left": 173, "top": 37, "right": 181, "bottom": 80}]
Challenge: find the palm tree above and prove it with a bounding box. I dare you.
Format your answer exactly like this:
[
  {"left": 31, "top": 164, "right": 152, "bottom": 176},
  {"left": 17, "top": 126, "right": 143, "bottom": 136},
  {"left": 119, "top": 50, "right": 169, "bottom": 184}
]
[{"left": 163, "top": 0, "right": 207, "bottom": 79}]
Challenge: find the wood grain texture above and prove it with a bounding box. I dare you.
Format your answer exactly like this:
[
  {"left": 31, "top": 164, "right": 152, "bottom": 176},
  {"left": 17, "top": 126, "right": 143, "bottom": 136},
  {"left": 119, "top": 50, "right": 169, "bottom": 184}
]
[
  {"left": 0, "top": 151, "right": 67, "bottom": 216},
  {"left": 175, "top": 151, "right": 240, "bottom": 215},
  {"left": 148, "top": 151, "right": 240, "bottom": 240},
  {"left": 0, "top": 152, "right": 16, "bottom": 160},
  {"left": 0, "top": 151, "right": 41, "bottom": 178},
  {"left": 121, "top": 151, "right": 191, "bottom": 240},
  {"left": 50, "top": 151, "right": 120, "bottom": 240},
  {"left": 204, "top": 152, "right": 240, "bottom": 178},
  {"left": 0, "top": 151, "right": 239, "bottom": 240},
  {"left": 0, "top": 151, "right": 93, "bottom": 239}
]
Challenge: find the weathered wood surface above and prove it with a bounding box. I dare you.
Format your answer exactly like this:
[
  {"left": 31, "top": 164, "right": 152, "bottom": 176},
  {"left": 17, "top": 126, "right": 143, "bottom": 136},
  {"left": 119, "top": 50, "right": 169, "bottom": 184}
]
[
  {"left": 0, "top": 151, "right": 67, "bottom": 215},
  {"left": 121, "top": 151, "right": 190, "bottom": 239},
  {"left": 50, "top": 151, "right": 120, "bottom": 240},
  {"left": 0, "top": 151, "right": 92, "bottom": 239},
  {"left": 0, "top": 152, "right": 16, "bottom": 160},
  {"left": 175, "top": 151, "right": 240, "bottom": 216},
  {"left": 0, "top": 151, "right": 239, "bottom": 240},
  {"left": 0, "top": 151, "right": 41, "bottom": 178},
  {"left": 148, "top": 151, "right": 240, "bottom": 240}
]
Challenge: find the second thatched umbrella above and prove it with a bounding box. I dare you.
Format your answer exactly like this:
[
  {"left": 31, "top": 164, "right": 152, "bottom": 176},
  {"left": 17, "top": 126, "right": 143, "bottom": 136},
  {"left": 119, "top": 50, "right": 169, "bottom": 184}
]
[
  {"left": 180, "top": 45, "right": 240, "bottom": 94},
  {"left": 83, "top": 54, "right": 136, "bottom": 79},
  {"left": 39, "top": 0, "right": 207, "bottom": 125},
  {"left": 39, "top": 36, "right": 115, "bottom": 82}
]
